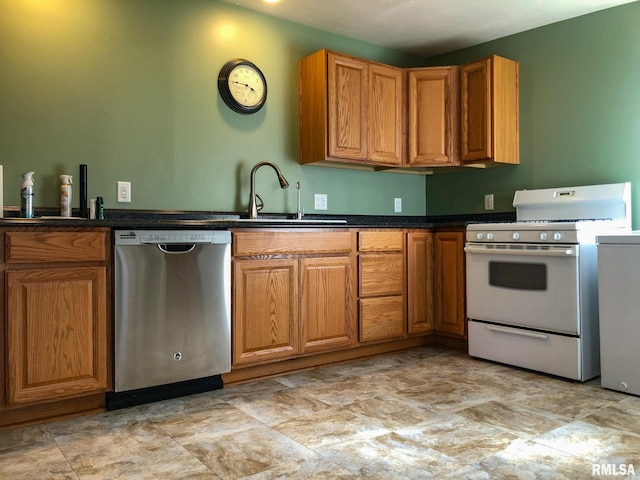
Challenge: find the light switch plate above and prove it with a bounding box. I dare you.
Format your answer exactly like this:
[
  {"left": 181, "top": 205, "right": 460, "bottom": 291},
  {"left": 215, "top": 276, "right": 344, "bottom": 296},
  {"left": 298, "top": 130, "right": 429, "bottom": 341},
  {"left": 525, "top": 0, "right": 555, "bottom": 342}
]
[
  {"left": 394, "top": 198, "right": 402, "bottom": 213},
  {"left": 484, "top": 194, "right": 494, "bottom": 210}
]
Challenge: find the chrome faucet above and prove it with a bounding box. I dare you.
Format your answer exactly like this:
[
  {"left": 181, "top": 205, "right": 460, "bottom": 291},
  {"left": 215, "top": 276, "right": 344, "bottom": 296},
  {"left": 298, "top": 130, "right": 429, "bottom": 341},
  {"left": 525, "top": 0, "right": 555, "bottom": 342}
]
[{"left": 248, "top": 161, "right": 289, "bottom": 219}]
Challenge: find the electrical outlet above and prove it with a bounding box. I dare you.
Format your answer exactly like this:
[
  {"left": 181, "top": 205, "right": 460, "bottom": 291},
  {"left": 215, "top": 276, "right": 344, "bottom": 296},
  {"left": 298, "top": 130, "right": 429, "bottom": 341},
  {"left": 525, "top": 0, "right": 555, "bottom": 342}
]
[
  {"left": 314, "top": 193, "right": 327, "bottom": 210},
  {"left": 484, "top": 193, "right": 494, "bottom": 211},
  {"left": 117, "top": 181, "right": 131, "bottom": 203},
  {"left": 394, "top": 198, "right": 402, "bottom": 213}
]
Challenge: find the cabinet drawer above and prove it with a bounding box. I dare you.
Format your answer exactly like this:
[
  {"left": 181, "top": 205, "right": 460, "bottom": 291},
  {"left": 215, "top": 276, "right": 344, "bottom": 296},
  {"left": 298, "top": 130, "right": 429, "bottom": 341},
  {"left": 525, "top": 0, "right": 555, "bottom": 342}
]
[
  {"left": 233, "top": 231, "right": 352, "bottom": 256},
  {"left": 358, "top": 231, "right": 404, "bottom": 252},
  {"left": 359, "top": 254, "right": 403, "bottom": 296},
  {"left": 359, "top": 297, "right": 405, "bottom": 342},
  {"left": 6, "top": 231, "right": 107, "bottom": 263}
]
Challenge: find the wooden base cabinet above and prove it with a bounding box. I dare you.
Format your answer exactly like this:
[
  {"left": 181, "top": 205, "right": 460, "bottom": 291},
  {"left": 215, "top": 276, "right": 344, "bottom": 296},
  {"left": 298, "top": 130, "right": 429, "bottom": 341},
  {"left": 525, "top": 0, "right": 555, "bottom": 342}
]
[
  {"left": 434, "top": 229, "right": 466, "bottom": 339},
  {"left": 233, "top": 259, "right": 299, "bottom": 366},
  {"left": 357, "top": 230, "right": 406, "bottom": 343},
  {"left": 407, "top": 231, "right": 434, "bottom": 335},
  {"left": 232, "top": 230, "right": 356, "bottom": 367},
  {"left": 2, "top": 228, "right": 110, "bottom": 420}
]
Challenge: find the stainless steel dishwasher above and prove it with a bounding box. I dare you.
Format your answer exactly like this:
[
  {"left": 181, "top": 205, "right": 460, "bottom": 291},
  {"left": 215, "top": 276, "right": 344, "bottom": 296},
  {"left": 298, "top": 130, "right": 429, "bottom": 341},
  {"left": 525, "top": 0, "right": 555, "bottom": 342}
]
[{"left": 108, "top": 230, "right": 231, "bottom": 409}]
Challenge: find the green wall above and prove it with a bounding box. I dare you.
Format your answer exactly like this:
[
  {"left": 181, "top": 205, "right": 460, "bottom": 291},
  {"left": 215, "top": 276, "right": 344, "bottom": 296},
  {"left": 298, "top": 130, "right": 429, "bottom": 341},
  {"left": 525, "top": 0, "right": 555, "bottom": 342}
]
[
  {"left": 425, "top": 2, "right": 640, "bottom": 228},
  {"left": 0, "top": 0, "right": 426, "bottom": 215}
]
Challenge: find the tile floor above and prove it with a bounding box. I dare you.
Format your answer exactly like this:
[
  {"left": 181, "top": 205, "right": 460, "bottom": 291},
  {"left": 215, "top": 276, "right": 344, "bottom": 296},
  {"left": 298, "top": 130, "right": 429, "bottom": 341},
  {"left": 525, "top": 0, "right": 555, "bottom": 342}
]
[{"left": 2, "top": 347, "right": 640, "bottom": 479}]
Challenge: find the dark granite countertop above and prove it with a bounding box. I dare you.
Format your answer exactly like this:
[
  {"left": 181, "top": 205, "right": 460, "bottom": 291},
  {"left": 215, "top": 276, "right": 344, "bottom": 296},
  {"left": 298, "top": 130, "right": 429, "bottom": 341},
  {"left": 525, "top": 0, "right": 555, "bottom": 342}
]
[{"left": 0, "top": 208, "right": 515, "bottom": 229}]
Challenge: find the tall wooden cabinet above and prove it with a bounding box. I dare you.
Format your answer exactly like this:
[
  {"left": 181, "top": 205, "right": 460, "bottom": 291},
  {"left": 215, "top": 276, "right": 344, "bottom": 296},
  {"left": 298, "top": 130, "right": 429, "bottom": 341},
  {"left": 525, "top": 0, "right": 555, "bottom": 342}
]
[
  {"left": 1, "top": 228, "right": 110, "bottom": 425},
  {"left": 232, "top": 230, "right": 356, "bottom": 367},
  {"left": 299, "top": 49, "right": 404, "bottom": 168},
  {"left": 461, "top": 55, "right": 519, "bottom": 166},
  {"left": 407, "top": 67, "right": 460, "bottom": 167}
]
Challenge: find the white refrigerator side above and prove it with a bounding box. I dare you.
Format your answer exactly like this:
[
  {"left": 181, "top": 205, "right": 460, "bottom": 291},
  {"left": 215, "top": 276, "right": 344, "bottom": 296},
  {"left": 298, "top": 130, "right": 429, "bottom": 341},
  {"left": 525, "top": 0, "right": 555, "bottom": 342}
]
[{"left": 597, "top": 234, "right": 640, "bottom": 396}]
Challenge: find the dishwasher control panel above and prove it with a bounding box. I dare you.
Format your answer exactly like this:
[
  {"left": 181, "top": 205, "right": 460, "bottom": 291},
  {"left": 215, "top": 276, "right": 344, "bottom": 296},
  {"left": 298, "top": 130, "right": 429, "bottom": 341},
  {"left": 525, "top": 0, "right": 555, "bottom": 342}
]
[{"left": 115, "top": 230, "right": 231, "bottom": 245}]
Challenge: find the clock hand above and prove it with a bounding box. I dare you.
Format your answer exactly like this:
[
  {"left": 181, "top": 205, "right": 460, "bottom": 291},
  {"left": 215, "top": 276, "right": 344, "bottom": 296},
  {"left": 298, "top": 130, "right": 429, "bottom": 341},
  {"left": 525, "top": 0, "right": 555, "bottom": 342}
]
[{"left": 230, "top": 80, "right": 257, "bottom": 93}]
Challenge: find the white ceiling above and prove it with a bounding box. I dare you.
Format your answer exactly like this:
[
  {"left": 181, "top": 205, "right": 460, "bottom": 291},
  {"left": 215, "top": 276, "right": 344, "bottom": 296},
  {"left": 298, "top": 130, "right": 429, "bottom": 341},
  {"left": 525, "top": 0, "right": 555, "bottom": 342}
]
[{"left": 220, "top": 0, "right": 638, "bottom": 57}]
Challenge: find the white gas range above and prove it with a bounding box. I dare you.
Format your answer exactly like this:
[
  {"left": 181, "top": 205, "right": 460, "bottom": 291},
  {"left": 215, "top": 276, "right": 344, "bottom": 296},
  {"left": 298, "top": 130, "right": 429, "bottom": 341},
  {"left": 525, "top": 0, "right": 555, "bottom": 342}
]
[{"left": 465, "top": 182, "right": 631, "bottom": 381}]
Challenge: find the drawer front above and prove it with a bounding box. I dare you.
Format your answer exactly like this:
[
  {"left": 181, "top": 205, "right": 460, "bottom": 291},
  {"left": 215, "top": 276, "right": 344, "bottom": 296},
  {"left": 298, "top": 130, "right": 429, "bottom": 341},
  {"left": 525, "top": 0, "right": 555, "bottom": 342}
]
[
  {"left": 359, "top": 297, "right": 405, "bottom": 342},
  {"left": 359, "top": 254, "right": 404, "bottom": 296},
  {"left": 358, "top": 231, "right": 404, "bottom": 252},
  {"left": 6, "top": 231, "right": 107, "bottom": 263},
  {"left": 233, "top": 231, "right": 353, "bottom": 256},
  {"left": 468, "top": 320, "right": 582, "bottom": 380}
]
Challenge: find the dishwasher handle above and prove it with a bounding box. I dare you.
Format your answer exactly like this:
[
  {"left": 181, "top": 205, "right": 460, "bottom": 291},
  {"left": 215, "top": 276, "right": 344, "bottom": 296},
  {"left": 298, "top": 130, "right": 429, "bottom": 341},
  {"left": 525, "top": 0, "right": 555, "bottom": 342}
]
[{"left": 157, "top": 244, "right": 197, "bottom": 254}]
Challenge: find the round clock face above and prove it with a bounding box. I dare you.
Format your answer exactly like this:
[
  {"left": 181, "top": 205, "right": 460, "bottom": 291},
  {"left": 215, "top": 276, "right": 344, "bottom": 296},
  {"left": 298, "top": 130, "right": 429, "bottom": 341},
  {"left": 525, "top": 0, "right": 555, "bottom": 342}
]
[{"left": 218, "top": 59, "right": 267, "bottom": 114}]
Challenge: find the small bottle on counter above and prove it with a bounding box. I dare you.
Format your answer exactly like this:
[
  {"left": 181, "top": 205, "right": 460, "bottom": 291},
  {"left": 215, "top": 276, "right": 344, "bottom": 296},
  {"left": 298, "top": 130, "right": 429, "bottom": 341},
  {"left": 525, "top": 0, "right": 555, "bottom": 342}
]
[
  {"left": 20, "top": 171, "right": 35, "bottom": 218},
  {"left": 60, "top": 175, "right": 73, "bottom": 217},
  {"left": 95, "top": 196, "right": 104, "bottom": 219},
  {"left": 89, "top": 198, "right": 96, "bottom": 219}
]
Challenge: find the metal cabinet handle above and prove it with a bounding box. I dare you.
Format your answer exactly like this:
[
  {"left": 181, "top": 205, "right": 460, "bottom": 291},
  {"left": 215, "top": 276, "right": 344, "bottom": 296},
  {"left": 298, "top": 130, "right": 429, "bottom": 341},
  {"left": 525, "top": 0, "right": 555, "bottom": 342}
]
[
  {"left": 464, "top": 245, "right": 576, "bottom": 257},
  {"left": 157, "top": 244, "right": 196, "bottom": 254},
  {"left": 486, "top": 325, "right": 549, "bottom": 340}
]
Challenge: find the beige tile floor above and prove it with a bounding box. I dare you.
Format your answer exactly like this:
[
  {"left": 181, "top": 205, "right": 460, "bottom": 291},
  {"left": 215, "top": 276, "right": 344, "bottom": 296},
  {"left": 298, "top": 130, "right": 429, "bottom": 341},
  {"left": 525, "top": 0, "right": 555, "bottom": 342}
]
[{"left": 2, "top": 347, "right": 640, "bottom": 479}]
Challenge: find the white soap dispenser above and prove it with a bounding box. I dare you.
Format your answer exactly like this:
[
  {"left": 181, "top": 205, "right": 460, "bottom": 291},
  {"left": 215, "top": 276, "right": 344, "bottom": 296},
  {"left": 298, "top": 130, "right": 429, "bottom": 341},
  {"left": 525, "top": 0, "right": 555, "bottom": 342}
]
[{"left": 60, "top": 174, "right": 73, "bottom": 217}]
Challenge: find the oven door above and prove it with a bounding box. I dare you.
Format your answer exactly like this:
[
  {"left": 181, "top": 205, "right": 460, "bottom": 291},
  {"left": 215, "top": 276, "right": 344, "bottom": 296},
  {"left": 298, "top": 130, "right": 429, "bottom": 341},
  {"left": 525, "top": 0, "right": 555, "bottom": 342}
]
[{"left": 465, "top": 242, "right": 580, "bottom": 334}]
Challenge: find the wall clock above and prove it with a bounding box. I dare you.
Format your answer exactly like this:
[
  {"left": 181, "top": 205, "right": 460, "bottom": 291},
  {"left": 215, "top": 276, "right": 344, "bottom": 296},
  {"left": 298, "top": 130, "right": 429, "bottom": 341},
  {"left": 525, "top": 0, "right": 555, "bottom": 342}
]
[{"left": 217, "top": 59, "right": 267, "bottom": 114}]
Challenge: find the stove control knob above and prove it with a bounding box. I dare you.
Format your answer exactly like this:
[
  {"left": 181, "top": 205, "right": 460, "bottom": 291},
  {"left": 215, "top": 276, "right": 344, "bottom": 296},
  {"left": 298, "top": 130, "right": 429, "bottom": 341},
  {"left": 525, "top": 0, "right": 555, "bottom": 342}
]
[
  {"left": 553, "top": 232, "right": 562, "bottom": 241},
  {"left": 540, "top": 232, "right": 548, "bottom": 241},
  {"left": 486, "top": 233, "right": 494, "bottom": 240},
  {"left": 476, "top": 232, "right": 484, "bottom": 240},
  {"left": 512, "top": 232, "right": 520, "bottom": 240}
]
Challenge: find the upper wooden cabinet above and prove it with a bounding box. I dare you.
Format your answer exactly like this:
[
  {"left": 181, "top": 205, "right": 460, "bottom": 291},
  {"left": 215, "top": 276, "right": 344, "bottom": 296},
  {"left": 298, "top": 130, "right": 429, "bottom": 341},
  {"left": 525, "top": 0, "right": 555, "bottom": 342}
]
[
  {"left": 407, "top": 67, "right": 460, "bottom": 167},
  {"left": 299, "top": 49, "right": 404, "bottom": 168},
  {"left": 461, "top": 55, "right": 519, "bottom": 166}
]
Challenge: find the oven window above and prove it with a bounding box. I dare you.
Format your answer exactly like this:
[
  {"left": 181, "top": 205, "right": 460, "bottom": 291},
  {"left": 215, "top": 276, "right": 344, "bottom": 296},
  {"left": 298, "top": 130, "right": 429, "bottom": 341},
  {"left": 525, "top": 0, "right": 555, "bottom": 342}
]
[{"left": 489, "top": 261, "right": 547, "bottom": 290}]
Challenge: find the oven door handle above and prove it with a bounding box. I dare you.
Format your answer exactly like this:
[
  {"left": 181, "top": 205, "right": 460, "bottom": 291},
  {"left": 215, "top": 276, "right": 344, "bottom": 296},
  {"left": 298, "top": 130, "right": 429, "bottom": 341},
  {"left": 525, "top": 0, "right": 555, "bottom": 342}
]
[
  {"left": 485, "top": 325, "right": 549, "bottom": 340},
  {"left": 464, "top": 245, "right": 577, "bottom": 257}
]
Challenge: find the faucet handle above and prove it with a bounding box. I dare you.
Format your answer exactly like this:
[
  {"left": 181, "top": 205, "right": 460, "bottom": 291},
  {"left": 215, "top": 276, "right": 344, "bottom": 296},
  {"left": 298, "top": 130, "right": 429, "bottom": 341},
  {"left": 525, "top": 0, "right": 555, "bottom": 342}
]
[{"left": 255, "top": 194, "right": 264, "bottom": 212}]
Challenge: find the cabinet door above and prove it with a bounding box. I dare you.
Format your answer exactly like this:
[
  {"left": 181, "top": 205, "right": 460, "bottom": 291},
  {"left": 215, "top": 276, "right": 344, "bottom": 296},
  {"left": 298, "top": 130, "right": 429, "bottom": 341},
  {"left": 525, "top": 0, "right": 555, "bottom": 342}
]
[
  {"left": 369, "top": 63, "right": 403, "bottom": 165},
  {"left": 461, "top": 55, "right": 519, "bottom": 165},
  {"left": 300, "top": 256, "right": 355, "bottom": 354},
  {"left": 407, "top": 232, "right": 434, "bottom": 335},
  {"left": 6, "top": 267, "right": 108, "bottom": 405},
  {"left": 328, "top": 52, "right": 368, "bottom": 161},
  {"left": 408, "top": 67, "right": 459, "bottom": 166},
  {"left": 434, "top": 231, "right": 466, "bottom": 338},
  {"left": 233, "top": 259, "right": 299, "bottom": 365},
  {"left": 461, "top": 58, "right": 491, "bottom": 162}
]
